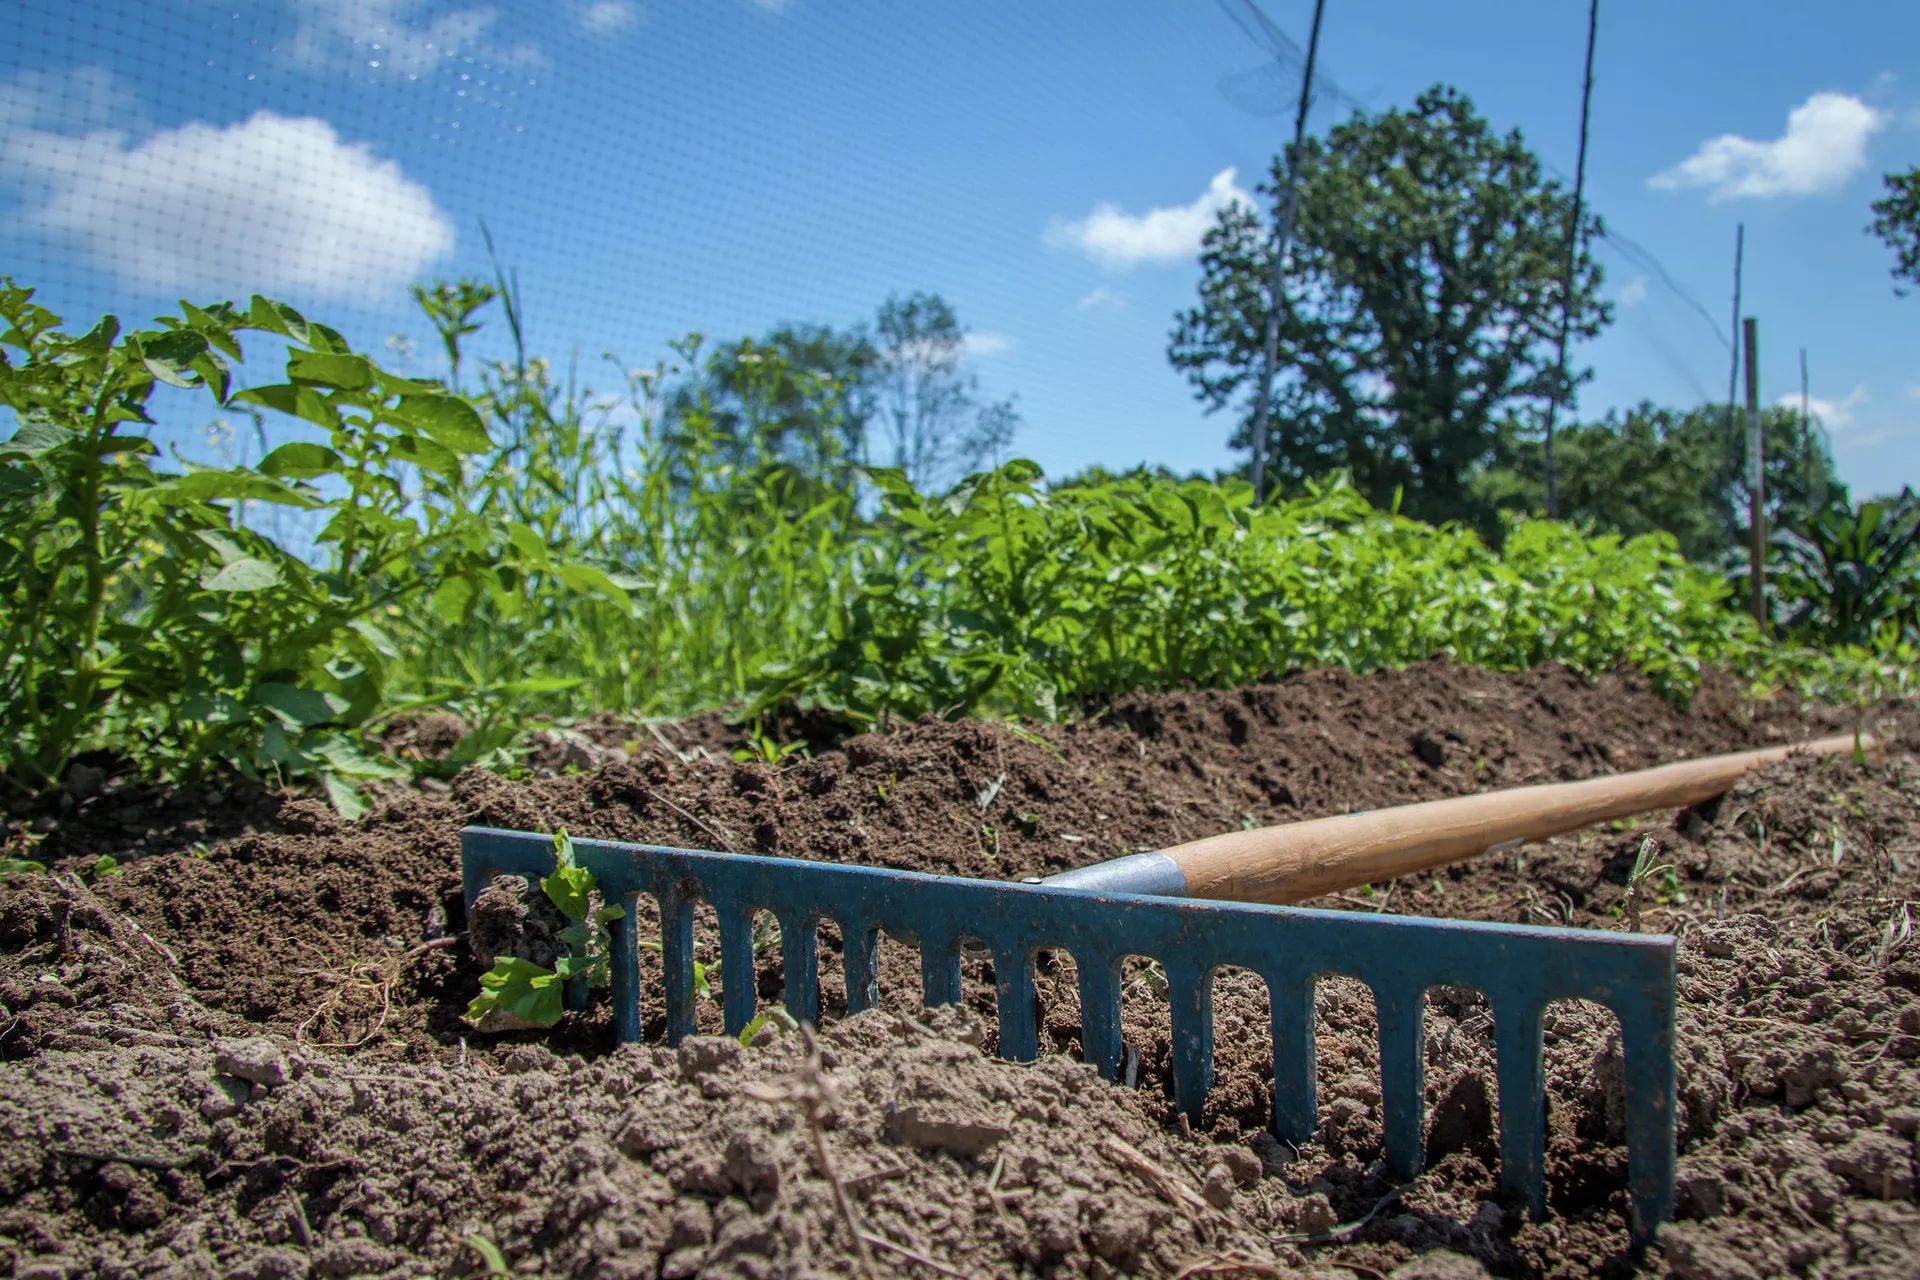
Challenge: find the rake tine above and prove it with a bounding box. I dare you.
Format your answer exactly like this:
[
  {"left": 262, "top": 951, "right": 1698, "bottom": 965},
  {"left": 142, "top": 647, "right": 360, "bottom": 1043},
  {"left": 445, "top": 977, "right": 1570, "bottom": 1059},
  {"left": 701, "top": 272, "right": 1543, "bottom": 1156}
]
[
  {"left": 780, "top": 909, "right": 820, "bottom": 1026},
  {"left": 1167, "top": 959, "right": 1215, "bottom": 1120},
  {"left": 843, "top": 920, "right": 881, "bottom": 1014},
  {"left": 1494, "top": 996, "right": 1549, "bottom": 1219},
  {"left": 609, "top": 890, "right": 643, "bottom": 1043},
  {"left": 1268, "top": 966, "right": 1317, "bottom": 1148},
  {"left": 1375, "top": 981, "right": 1427, "bottom": 1181},
  {"left": 660, "top": 886, "right": 699, "bottom": 1043},
  {"left": 1622, "top": 993, "right": 1678, "bottom": 1240},
  {"left": 993, "top": 944, "right": 1040, "bottom": 1062},
  {"left": 716, "top": 899, "right": 757, "bottom": 1038},
  {"left": 921, "top": 934, "right": 962, "bottom": 1007},
  {"left": 1076, "top": 954, "right": 1124, "bottom": 1080}
]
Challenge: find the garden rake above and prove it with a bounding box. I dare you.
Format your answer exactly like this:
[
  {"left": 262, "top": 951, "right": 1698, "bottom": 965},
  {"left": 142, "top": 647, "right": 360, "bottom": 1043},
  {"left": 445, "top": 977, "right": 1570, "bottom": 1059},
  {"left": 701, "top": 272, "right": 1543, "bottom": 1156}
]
[{"left": 460, "top": 731, "right": 1872, "bottom": 1245}]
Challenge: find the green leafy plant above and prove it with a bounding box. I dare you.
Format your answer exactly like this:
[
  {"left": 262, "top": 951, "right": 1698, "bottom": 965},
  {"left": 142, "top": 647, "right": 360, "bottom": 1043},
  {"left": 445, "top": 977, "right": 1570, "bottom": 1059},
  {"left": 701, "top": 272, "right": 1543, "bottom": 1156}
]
[
  {"left": 1771, "top": 491, "right": 1920, "bottom": 648},
  {"left": 0, "top": 281, "right": 541, "bottom": 808},
  {"left": 4, "top": 274, "right": 1910, "bottom": 819},
  {"left": 464, "top": 829, "right": 624, "bottom": 1028}
]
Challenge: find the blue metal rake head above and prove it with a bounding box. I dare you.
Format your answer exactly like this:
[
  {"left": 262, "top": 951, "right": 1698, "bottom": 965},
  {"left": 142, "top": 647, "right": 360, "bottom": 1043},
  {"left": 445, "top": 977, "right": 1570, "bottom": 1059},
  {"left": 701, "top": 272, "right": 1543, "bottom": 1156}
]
[{"left": 462, "top": 825, "right": 1676, "bottom": 1245}]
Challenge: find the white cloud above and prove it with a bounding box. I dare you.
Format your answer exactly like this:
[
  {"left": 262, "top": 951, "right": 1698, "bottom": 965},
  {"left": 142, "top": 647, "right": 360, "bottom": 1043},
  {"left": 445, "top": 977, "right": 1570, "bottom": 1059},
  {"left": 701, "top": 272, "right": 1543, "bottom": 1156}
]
[
  {"left": 1045, "top": 167, "right": 1255, "bottom": 269},
  {"left": 1649, "top": 92, "right": 1887, "bottom": 200},
  {"left": 578, "top": 1, "right": 638, "bottom": 32},
  {"left": 0, "top": 66, "right": 141, "bottom": 135},
  {"left": 284, "top": 0, "right": 541, "bottom": 76},
  {"left": 963, "top": 332, "right": 1012, "bottom": 357},
  {"left": 2, "top": 111, "right": 454, "bottom": 304},
  {"left": 1617, "top": 275, "right": 1647, "bottom": 306},
  {"left": 1076, "top": 287, "right": 1126, "bottom": 312},
  {"left": 1779, "top": 384, "right": 1869, "bottom": 430}
]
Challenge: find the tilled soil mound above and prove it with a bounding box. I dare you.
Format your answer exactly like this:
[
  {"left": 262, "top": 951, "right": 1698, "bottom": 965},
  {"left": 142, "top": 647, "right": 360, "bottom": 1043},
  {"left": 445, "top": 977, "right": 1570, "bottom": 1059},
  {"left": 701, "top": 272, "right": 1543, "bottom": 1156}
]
[{"left": 1, "top": 660, "right": 1917, "bottom": 1279}]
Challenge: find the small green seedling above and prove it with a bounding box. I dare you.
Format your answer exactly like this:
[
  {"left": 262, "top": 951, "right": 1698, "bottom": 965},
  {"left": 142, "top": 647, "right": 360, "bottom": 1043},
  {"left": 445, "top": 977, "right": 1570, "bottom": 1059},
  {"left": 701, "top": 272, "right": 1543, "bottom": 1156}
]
[
  {"left": 737, "top": 1005, "right": 799, "bottom": 1047},
  {"left": 1621, "top": 836, "right": 1673, "bottom": 934},
  {"left": 732, "top": 725, "right": 807, "bottom": 766},
  {"left": 92, "top": 855, "right": 120, "bottom": 878},
  {"left": 463, "top": 1232, "right": 510, "bottom": 1277},
  {"left": 0, "top": 858, "right": 46, "bottom": 875},
  {"left": 1004, "top": 721, "right": 1063, "bottom": 759},
  {"left": 465, "top": 829, "right": 626, "bottom": 1029},
  {"left": 977, "top": 823, "right": 1000, "bottom": 862}
]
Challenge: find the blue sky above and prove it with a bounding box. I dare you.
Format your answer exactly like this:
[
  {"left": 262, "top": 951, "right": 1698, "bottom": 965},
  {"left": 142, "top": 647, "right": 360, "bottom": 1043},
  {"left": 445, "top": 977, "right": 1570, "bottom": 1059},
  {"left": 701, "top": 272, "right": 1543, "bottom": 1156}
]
[{"left": 4, "top": 0, "right": 1917, "bottom": 496}]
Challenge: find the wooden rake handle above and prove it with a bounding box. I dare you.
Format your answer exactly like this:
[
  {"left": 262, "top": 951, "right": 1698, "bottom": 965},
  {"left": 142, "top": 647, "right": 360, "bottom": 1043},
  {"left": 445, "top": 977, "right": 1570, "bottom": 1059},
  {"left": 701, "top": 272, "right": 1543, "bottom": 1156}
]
[{"left": 1040, "top": 731, "right": 1880, "bottom": 905}]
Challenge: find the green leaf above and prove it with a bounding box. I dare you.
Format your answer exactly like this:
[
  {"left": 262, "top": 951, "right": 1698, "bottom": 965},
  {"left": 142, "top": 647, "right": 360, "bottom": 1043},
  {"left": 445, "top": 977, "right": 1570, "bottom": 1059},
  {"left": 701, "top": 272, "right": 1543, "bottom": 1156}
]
[
  {"left": 464, "top": 1235, "right": 511, "bottom": 1278},
  {"left": 552, "top": 562, "right": 629, "bottom": 603},
  {"left": 0, "top": 858, "right": 47, "bottom": 875},
  {"left": 141, "top": 329, "right": 211, "bottom": 388},
  {"left": 431, "top": 573, "right": 478, "bottom": 625},
  {"left": 394, "top": 394, "right": 492, "bottom": 453},
  {"left": 242, "top": 295, "right": 311, "bottom": 344},
  {"left": 93, "top": 855, "right": 121, "bottom": 878},
  {"left": 465, "top": 956, "right": 564, "bottom": 1029},
  {"left": 321, "top": 773, "right": 368, "bottom": 821},
  {"left": 494, "top": 676, "right": 586, "bottom": 696},
  {"left": 308, "top": 736, "right": 409, "bottom": 780},
  {"left": 161, "top": 469, "right": 320, "bottom": 508},
  {"left": 253, "top": 683, "right": 349, "bottom": 728},
  {"left": 390, "top": 431, "right": 461, "bottom": 481},
  {"left": 0, "top": 465, "right": 42, "bottom": 499},
  {"left": 738, "top": 1005, "right": 797, "bottom": 1046},
  {"left": 233, "top": 383, "right": 340, "bottom": 431},
  {"left": 504, "top": 522, "right": 551, "bottom": 566},
  {"left": 542, "top": 863, "right": 595, "bottom": 923},
  {"left": 258, "top": 442, "right": 343, "bottom": 479},
  {"left": 201, "top": 557, "right": 282, "bottom": 592},
  {"left": 0, "top": 419, "right": 72, "bottom": 458},
  {"left": 194, "top": 529, "right": 249, "bottom": 564},
  {"left": 57, "top": 315, "right": 119, "bottom": 358},
  {"left": 288, "top": 348, "right": 375, "bottom": 390}
]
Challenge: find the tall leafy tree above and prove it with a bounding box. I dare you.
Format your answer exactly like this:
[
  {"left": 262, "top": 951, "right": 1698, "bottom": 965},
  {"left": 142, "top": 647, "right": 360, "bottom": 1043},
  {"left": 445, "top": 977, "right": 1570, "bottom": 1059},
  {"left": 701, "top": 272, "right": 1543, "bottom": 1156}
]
[
  {"left": 1476, "top": 402, "right": 1845, "bottom": 562},
  {"left": 662, "top": 293, "right": 1017, "bottom": 496},
  {"left": 1870, "top": 167, "right": 1920, "bottom": 295},
  {"left": 1169, "top": 84, "right": 1610, "bottom": 529},
  {"left": 874, "top": 291, "right": 1020, "bottom": 492},
  {"left": 664, "top": 323, "right": 879, "bottom": 483}
]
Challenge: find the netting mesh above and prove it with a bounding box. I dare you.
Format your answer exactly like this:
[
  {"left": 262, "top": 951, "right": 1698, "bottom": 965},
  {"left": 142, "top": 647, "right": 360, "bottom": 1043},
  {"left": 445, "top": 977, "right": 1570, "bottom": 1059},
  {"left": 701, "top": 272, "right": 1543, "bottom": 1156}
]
[{"left": 3, "top": 1, "right": 1733, "bottom": 476}]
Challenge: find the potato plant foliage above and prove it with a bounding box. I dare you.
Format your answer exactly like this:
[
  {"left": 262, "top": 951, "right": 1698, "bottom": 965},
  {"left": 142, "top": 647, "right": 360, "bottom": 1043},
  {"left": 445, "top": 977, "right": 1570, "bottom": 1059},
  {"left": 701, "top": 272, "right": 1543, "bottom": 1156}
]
[
  {"left": 0, "top": 278, "right": 1908, "bottom": 809},
  {"left": 0, "top": 281, "right": 616, "bottom": 810}
]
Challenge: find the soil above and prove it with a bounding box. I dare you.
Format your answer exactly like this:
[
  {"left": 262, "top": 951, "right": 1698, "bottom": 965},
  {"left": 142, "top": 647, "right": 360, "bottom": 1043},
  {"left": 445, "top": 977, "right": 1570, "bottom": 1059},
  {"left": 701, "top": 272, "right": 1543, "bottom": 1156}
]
[{"left": 1, "top": 659, "right": 1917, "bottom": 1279}]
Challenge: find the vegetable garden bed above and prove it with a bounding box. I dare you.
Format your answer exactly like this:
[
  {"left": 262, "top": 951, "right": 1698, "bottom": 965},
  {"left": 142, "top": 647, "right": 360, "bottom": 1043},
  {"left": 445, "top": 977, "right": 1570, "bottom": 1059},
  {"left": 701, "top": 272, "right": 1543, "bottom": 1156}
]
[{"left": 2, "top": 660, "right": 1916, "bottom": 1278}]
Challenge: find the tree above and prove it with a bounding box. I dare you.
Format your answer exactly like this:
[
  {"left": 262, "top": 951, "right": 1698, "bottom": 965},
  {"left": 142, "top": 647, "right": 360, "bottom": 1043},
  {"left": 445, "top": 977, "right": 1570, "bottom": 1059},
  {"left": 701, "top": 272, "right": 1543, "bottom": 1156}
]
[
  {"left": 1871, "top": 167, "right": 1920, "bottom": 296},
  {"left": 662, "top": 323, "right": 879, "bottom": 484},
  {"left": 663, "top": 293, "right": 1017, "bottom": 496},
  {"left": 1475, "top": 402, "right": 1846, "bottom": 562},
  {"left": 1168, "top": 84, "right": 1610, "bottom": 530},
  {"left": 874, "top": 291, "right": 1020, "bottom": 492}
]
